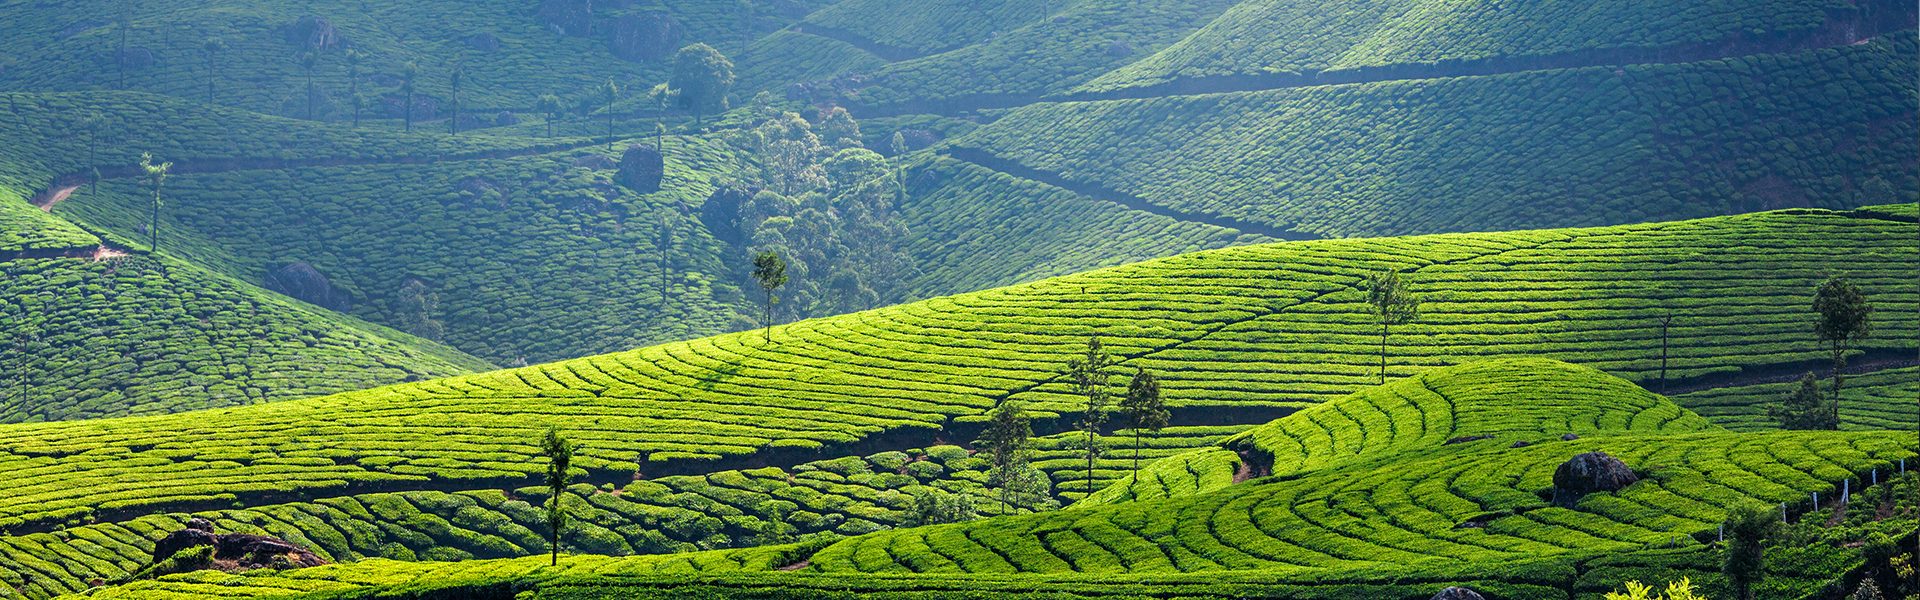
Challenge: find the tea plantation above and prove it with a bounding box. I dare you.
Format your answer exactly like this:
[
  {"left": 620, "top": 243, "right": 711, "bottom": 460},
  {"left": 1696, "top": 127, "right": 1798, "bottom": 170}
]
[{"left": 64, "top": 360, "right": 1919, "bottom": 600}]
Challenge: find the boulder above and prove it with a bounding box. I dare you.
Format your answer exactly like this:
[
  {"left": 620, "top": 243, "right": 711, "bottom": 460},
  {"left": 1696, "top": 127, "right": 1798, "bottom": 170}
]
[
  {"left": 185, "top": 517, "right": 214, "bottom": 532},
  {"left": 607, "top": 11, "right": 682, "bottom": 63},
  {"left": 617, "top": 146, "right": 665, "bottom": 193},
  {"left": 1103, "top": 40, "right": 1134, "bottom": 57},
  {"left": 495, "top": 111, "right": 520, "bottom": 127},
  {"left": 265, "top": 262, "right": 351, "bottom": 311},
  {"left": 1431, "top": 587, "right": 1487, "bottom": 600},
  {"left": 1552, "top": 451, "right": 1640, "bottom": 506},
  {"left": 1510, "top": 440, "right": 1532, "bottom": 448},
  {"left": 465, "top": 32, "right": 502, "bottom": 53},
  {"left": 1443, "top": 434, "right": 1494, "bottom": 445},
  {"left": 285, "top": 16, "right": 346, "bottom": 51},
  {"left": 151, "top": 527, "right": 218, "bottom": 563},
  {"left": 1561, "top": 433, "right": 1581, "bottom": 441}
]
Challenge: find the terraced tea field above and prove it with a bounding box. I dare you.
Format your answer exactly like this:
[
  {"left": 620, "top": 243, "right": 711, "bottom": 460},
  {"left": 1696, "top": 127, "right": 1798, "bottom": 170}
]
[
  {"left": 1676, "top": 365, "right": 1920, "bottom": 432},
  {"left": 69, "top": 360, "right": 1918, "bottom": 600}
]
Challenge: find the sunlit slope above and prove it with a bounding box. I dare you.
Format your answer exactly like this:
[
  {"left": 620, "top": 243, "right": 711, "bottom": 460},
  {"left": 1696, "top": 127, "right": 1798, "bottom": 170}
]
[
  {"left": 1676, "top": 365, "right": 1920, "bottom": 431},
  {"left": 0, "top": 206, "right": 1908, "bottom": 538},
  {"left": 0, "top": 253, "right": 490, "bottom": 423},
  {"left": 1083, "top": 0, "right": 1908, "bottom": 93},
  {"left": 953, "top": 35, "right": 1916, "bottom": 239},
  {"left": 71, "top": 361, "right": 1916, "bottom": 600},
  {"left": 1080, "top": 359, "right": 1719, "bottom": 507}
]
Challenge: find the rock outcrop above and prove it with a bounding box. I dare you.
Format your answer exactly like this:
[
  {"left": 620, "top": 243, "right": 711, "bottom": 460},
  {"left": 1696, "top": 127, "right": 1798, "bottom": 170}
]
[
  {"left": 608, "top": 11, "right": 682, "bottom": 62},
  {"left": 1430, "top": 587, "right": 1487, "bottom": 600},
  {"left": 617, "top": 146, "right": 665, "bottom": 193},
  {"left": 149, "top": 519, "right": 327, "bottom": 572},
  {"left": 265, "top": 262, "right": 351, "bottom": 311},
  {"left": 1552, "top": 451, "right": 1640, "bottom": 506}
]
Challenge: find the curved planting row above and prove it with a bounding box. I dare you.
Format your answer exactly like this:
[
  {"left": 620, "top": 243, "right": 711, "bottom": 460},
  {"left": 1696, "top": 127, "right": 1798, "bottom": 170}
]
[
  {"left": 0, "top": 426, "right": 1244, "bottom": 599},
  {"left": 0, "top": 253, "right": 487, "bottom": 423},
  {"left": 0, "top": 207, "right": 1908, "bottom": 563},
  {"left": 960, "top": 35, "right": 1917, "bottom": 239},
  {"left": 1676, "top": 365, "right": 1920, "bottom": 431},
  {"left": 1083, "top": 0, "right": 1903, "bottom": 93},
  {"left": 1079, "top": 359, "right": 1718, "bottom": 507}
]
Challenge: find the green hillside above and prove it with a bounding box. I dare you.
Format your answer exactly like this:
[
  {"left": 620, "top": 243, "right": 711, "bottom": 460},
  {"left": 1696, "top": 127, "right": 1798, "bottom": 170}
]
[
  {"left": 950, "top": 34, "right": 1917, "bottom": 239},
  {"left": 1, "top": 252, "right": 490, "bottom": 423},
  {"left": 68, "top": 360, "right": 1918, "bottom": 600},
  {"left": 0, "top": 207, "right": 1912, "bottom": 598},
  {"left": 1676, "top": 365, "right": 1920, "bottom": 432}
]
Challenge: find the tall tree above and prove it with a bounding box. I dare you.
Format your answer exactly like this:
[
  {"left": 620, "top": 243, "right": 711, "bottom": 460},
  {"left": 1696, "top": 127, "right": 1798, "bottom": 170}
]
[
  {"left": 115, "top": 5, "right": 131, "bottom": 89},
  {"left": 1657, "top": 311, "right": 1674, "bottom": 394},
  {"left": 138, "top": 152, "right": 172, "bottom": 254},
  {"left": 300, "top": 52, "right": 319, "bottom": 120},
  {"left": 1812, "top": 275, "right": 1872, "bottom": 426},
  {"left": 201, "top": 38, "right": 224, "bottom": 106},
  {"left": 541, "top": 428, "right": 576, "bottom": 567},
  {"left": 977, "top": 398, "right": 1035, "bottom": 513},
  {"left": 536, "top": 93, "right": 562, "bottom": 138},
  {"left": 448, "top": 66, "right": 464, "bottom": 135},
  {"left": 1067, "top": 335, "right": 1114, "bottom": 497},
  {"left": 1120, "top": 367, "right": 1169, "bottom": 474},
  {"left": 751, "top": 250, "right": 788, "bottom": 344},
  {"left": 345, "top": 49, "right": 364, "bottom": 127},
  {"left": 1364, "top": 269, "right": 1421, "bottom": 384},
  {"left": 602, "top": 79, "right": 619, "bottom": 149},
  {"left": 1768, "top": 372, "right": 1835, "bottom": 430},
  {"left": 669, "top": 43, "right": 734, "bottom": 125},
  {"left": 401, "top": 61, "right": 419, "bottom": 132},
  {"left": 1723, "top": 503, "right": 1779, "bottom": 600}
]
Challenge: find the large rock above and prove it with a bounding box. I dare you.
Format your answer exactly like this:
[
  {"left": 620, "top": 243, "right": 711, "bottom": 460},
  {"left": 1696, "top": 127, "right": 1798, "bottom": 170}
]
[
  {"left": 607, "top": 11, "right": 682, "bottom": 62},
  {"left": 617, "top": 146, "right": 665, "bottom": 193},
  {"left": 1431, "top": 587, "right": 1487, "bottom": 600},
  {"left": 285, "top": 16, "right": 346, "bottom": 51},
  {"left": 1552, "top": 451, "right": 1640, "bottom": 506},
  {"left": 265, "top": 262, "right": 351, "bottom": 311},
  {"left": 151, "top": 527, "right": 218, "bottom": 563}
]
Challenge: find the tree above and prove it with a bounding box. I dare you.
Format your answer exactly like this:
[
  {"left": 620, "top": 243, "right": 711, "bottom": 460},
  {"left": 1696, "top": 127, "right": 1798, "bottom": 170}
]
[
  {"left": 1723, "top": 503, "right": 1779, "bottom": 600},
  {"left": 753, "top": 112, "right": 828, "bottom": 195},
  {"left": 1769, "top": 372, "right": 1836, "bottom": 430},
  {"left": 902, "top": 488, "right": 976, "bottom": 527},
  {"left": 655, "top": 122, "right": 667, "bottom": 152},
  {"left": 1067, "top": 335, "right": 1114, "bottom": 497},
  {"left": 536, "top": 93, "right": 562, "bottom": 138},
  {"left": 448, "top": 66, "right": 464, "bottom": 135},
  {"left": 817, "top": 106, "right": 862, "bottom": 150},
  {"left": 395, "top": 279, "right": 446, "bottom": 341},
  {"left": 751, "top": 250, "right": 788, "bottom": 343},
  {"left": 139, "top": 152, "right": 172, "bottom": 254},
  {"left": 201, "top": 38, "right": 224, "bottom": 106},
  {"left": 115, "top": 6, "right": 131, "bottom": 89},
  {"left": 299, "top": 52, "right": 319, "bottom": 120},
  {"left": 977, "top": 398, "right": 1036, "bottom": 513},
  {"left": 540, "top": 428, "right": 576, "bottom": 567},
  {"left": 602, "top": 79, "right": 619, "bottom": 150},
  {"left": 345, "top": 49, "right": 363, "bottom": 127},
  {"left": 1119, "top": 367, "right": 1169, "bottom": 474},
  {"left": 1364, "top": 269, "right": 1421, "bottom": 384},
  {"left": 670, "top": 43, "right": 734, "bottom": 125},
  {"left": 401, "top": 61, "right": 419, "bottom": 132},
  {"left": 1812, "top": 276, "right": 1872, "bottom": 427}
]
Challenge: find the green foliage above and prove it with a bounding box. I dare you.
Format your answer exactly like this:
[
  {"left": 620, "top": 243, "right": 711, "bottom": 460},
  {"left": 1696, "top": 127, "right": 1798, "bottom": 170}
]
[
  {"left": 1606, "top": 578, "right": 1707, "bottom": 600},
  {"left": 672, "top": 43, "right": 736, "bottom": 121},
  {"left": 1677, "top": 365, "right": 1919, "bottom": 432},
  {"left": 544, "top": 429, "right": 578, "bottom": 566},
  {"left": 1767, "top": 373, "right": 1837, "bottom": 430},
  {"left": 1723, "top": 503, "right": 1781, "bottom": 600}
]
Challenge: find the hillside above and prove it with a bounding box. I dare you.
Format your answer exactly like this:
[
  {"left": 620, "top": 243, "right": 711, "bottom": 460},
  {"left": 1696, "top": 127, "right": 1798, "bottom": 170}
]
[
  {"left": 69, "top": 360, "right": 1918, "bottom": 600},
  {"left": 0, "top": 206, "right": 1912, "bottom": 597}
]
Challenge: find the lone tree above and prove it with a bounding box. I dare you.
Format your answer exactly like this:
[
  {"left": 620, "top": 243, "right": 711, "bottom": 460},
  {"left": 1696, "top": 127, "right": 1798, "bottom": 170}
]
[
  {"left": 1067, "top": 335, "right": 1114, "bottom": 497},
  {"left": 670, "top": 43, "right": 734, "bottom": 125},
  {"left": 345, "top": 49, "right": 363, "bottom": 127},
  {"left": 448, "top": 66, "right": 464, "bottom": 135},
  {"left": 1722, "top": 503, "right": 1779, "bottom": 600},
  {"left": 300, "top": 51, "right": 319, "bottom": 120},
  {"left": 977, "top": 398, "right": 1035, "bottom": 513},
  {"left": 139, "top": 152, "right": 172, "bottom": 253},
  {"left": 1119, "top": 367, "right": 1168, "bottom": 473},
  {"left": 1364, "top": 269, "right": 1421, "bottom": 384},
  {"left": 1768, "top": 372, "right": 1835, "bottom": 430},
  {"left": 540, "top": 428, "right": 576, "bottom": 567},
  {"left": 401, "top": 61, "right": 419, "bottom": 132},
  {"left": 1811, "top": 275, "right": 1871, "bottom": 426},
  {"left": 200, "top": 38, "right": 224, "bottom": 106},
  {"left": 751, "top": 250, "right": 788, "bottom": 343},
  {"left": 536, "top": 93, "right": 562, "bottom": 138},
  {"left": 602, "top": 79, "right": 619, "bottom": 149}
]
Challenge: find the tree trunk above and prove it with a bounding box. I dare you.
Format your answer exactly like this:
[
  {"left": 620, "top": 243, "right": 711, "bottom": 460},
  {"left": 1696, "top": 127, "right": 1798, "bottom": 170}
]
[
  {"left": 1132, "top": 428, "right": 1141, "bottom": 473},
  {"left": 148, "top": 191, "right": 160, "bottom": 253},
  {"left": 1085, "top": 431, "right": 1096, "bottom": 498},
  {"left": 1378, "top": 323, "right": 1389, "bottom": 384},
  {"left": 404, "top": 91, "right": 413, "bottom": 132},
  {"left": 1830, "top": 344, "right": 1846, "bottom": 429},
  {"left": 305, "top": 74, "right": 314, "bottom": 120}
]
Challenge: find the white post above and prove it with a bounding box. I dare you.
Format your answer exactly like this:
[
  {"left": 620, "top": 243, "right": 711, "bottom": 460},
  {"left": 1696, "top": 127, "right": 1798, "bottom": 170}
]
[{"left": 1842, "top": 478, "right": 1849, "bottom": 503}]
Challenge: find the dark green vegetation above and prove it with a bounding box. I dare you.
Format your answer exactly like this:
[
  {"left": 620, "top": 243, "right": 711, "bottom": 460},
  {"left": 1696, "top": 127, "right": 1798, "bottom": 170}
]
[
  {"left": 70, "top": 360, "right": 1920, "bottom": 600},
  {"left": 1676, "top": 366, "right": 1920, "bottom": 432}
]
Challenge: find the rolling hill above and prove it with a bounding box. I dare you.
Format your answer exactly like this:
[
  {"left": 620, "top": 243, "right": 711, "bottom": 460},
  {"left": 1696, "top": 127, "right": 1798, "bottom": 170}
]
[
  {"left": 0, "top": 206, "right": 1911, "bottom": 598},
  {"left": 68, "top": 359, "right": 1918, "bottom": 600}
]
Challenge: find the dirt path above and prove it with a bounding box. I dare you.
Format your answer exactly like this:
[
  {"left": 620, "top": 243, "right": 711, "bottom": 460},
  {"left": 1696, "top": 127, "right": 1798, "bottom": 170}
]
[{"left": 29, "top": 182, "right": 79, "bottom": 211}]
